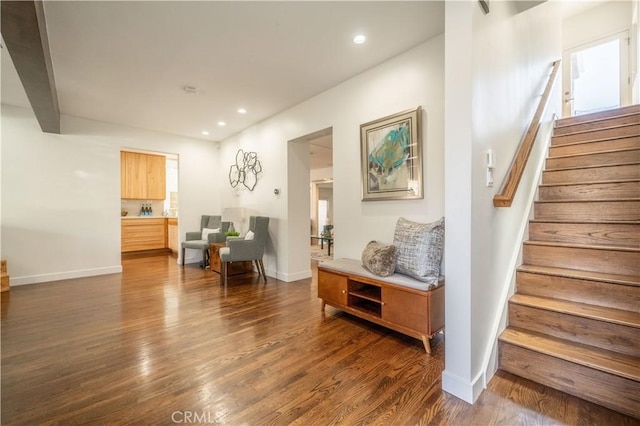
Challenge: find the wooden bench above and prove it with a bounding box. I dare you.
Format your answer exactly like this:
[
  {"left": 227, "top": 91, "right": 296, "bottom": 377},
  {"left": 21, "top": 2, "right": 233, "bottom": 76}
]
[{"left": 318, "top": 258, "right": 444, "bottom": 354}]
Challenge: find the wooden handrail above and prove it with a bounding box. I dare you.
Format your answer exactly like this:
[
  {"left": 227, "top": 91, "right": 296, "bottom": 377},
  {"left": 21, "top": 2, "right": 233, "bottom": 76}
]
[{"left": 493, "top": 60, "right": 561, "bottom": 207}]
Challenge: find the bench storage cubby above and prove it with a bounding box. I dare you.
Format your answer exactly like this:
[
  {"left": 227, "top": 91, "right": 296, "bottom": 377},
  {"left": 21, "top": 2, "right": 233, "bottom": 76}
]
[{"left": 318, "top": 258, "right": 444, "bottom": 353}]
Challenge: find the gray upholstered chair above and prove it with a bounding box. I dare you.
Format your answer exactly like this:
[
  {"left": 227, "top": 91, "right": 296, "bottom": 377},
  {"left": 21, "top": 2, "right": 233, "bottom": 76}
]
[
  {"left": 219, "top": 216, "right": 269, "bottom": 285},
  {"left": 181, "top": 215, "right": 230, "bottom": 268}
]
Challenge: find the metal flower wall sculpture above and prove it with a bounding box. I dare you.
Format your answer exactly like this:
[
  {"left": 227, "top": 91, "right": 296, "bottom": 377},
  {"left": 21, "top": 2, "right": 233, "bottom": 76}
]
[{"left": 229, "top": 149, "right": 262, "bottom": 191}]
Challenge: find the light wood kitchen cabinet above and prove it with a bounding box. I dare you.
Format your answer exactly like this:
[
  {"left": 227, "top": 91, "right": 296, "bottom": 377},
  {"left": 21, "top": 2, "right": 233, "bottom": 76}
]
[
  {"left": 120, "top": 151, "right": 166, "bottom": 200},
  {"left": 121, "top": 218, "right": 167, "bottom": 252},
  {"left": 145, "top": 154, "right": 166, "bottom": 200},
  {"left": 167, "top": 217, "right": 178, "bottom": 253},
  {"left": 121, "top": 151, "right": 145, "bottom": 199}
]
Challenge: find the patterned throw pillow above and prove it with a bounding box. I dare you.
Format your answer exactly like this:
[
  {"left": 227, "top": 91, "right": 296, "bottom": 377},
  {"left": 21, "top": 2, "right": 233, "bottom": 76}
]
[
  {"left": 393, "top": 217, "right": 444, "bottom": 283},
  {"left": 361, "top": 241, "right": 397, "bottom": 277}
]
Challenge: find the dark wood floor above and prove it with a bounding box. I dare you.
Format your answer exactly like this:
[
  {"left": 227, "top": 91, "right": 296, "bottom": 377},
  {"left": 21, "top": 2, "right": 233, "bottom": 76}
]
[{"left": 2, "top": 254, "right": 637, "bottom": 425}]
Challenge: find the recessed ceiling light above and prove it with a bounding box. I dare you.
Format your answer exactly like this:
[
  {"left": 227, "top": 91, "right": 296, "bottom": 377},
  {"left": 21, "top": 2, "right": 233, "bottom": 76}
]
[
  {"left": 237, "top": 108, "right": 247, "bottom": 114},
  {"left": 183, "top": 85, "right": 198, "bottom": 94},
  {"left": 201, "top": 131, "right": 210, "bottom": 136},
  {"left": 217, "top": 121, "right": 226, "bottom": 127},
  {"left": 353, "top": 34, "right": 366, "bottom": 45}
]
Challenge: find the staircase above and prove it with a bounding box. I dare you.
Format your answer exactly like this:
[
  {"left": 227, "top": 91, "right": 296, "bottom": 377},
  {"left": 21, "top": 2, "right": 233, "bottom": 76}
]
[{"left": 498, "top": 105, "right": 640, "bottom": 419}]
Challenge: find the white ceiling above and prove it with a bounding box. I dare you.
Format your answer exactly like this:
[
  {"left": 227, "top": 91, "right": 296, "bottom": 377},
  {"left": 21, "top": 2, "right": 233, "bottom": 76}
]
[{"left": 1, "top": 1, "right": 445, "bottom": 143}]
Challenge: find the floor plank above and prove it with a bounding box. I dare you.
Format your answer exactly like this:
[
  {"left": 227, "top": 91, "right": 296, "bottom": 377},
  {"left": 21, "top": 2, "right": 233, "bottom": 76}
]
[{"left": 1, "top": 254, "right": 637, "bottom": 425}]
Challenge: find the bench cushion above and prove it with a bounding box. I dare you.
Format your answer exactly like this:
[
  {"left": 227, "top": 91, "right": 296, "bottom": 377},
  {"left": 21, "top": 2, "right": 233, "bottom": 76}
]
[{"left": 320, "top": 258, "right": 442, "bottom": 291}]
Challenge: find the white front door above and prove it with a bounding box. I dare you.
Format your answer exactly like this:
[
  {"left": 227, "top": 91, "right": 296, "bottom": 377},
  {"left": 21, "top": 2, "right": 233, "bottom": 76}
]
[{"left": 562, "top": 31, "right": 630, "bottom": 117}]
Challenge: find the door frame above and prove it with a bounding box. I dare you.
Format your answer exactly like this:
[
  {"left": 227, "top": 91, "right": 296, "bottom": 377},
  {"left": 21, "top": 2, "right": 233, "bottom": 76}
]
[{"left": 562, "top": 30, "right": 631, "bottom": 117}]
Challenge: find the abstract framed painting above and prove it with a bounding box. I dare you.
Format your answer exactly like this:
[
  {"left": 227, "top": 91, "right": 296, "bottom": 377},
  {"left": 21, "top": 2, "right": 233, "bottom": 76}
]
[{"left": 360, "top": 106, "right": 423, "bottom": 201}]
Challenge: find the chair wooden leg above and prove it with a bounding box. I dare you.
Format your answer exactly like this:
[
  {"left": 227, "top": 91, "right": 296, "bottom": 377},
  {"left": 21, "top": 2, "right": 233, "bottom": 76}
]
[
  {"left": 255, "top": 260, "right": 262, "bottom": 280},
  {"left": 221, "top": 261, "right": 227, "bottom": 286},
  {"left": 258, "top": 260, "right": 267, "bottom": 283},
  {"left": 202, "top": 250, "right": 207, "bottom": 269},
  {"left": 181, "top": 248, "right": 185, "bottom": 266}
]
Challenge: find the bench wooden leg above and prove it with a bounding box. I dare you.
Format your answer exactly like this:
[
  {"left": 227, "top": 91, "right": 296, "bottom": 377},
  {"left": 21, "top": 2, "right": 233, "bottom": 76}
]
[
  {"left": 421, "top": 335, "right": 432, "bottom": 355},
  {"left": 221, "top": 261, "right": 227, "bottom": 286}
]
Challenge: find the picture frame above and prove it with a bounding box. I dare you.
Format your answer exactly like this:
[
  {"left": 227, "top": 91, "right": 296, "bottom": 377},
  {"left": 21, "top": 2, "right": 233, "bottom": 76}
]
[{"left": 360, "top": 106, "right": 423, "bottom": 201}]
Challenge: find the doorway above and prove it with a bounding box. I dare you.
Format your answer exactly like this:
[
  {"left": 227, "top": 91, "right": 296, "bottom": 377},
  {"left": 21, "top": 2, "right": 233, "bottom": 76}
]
[
  {"left": 318, "top": 199, "right": 329, "bottom": 235},
  {"left": 286, "top": 127, "right": 333, "bottom": 278},
  {"left": 562, "top": 31, "right": 630, "bottom": 117}
]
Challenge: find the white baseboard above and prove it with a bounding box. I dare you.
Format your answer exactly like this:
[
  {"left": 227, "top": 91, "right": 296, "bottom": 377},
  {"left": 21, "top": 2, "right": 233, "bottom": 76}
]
[
  {"left": 10, "top": 265, "right": 123, "bottom": 286},
  {"left": 441, "top": 370, "right": 484, "bottom": 404},
  {"left": 273, "top": 268, "right": 311, "bottom": 282}
]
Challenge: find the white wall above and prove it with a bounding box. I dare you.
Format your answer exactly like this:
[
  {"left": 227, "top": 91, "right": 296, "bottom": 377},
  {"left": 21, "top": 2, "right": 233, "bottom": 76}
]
[
  {"left": 632, "top": 0, "right": 640, "bottom": 103},
  {"left": 1, "top": 104, "right": 222, "bottom": 284},
  {"left": 563, "top": 1, "right": 632, "bottom": 50},
  {"left": 443, "top": 0, "right": 562, "bottom": 403},
  {"left": 217, "top": 36, "right": 445, "bottom": 282}
]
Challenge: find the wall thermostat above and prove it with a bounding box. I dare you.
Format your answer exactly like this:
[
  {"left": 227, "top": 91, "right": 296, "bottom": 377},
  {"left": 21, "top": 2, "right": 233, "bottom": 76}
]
[{"left": 486, "top": 149, "right": 495, "bottom": 168}]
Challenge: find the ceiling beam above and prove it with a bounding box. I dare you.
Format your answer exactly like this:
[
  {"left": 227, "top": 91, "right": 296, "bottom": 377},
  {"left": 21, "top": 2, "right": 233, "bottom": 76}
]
[{"left": 1, "top": 1, "right": 60, "bottom": 133}]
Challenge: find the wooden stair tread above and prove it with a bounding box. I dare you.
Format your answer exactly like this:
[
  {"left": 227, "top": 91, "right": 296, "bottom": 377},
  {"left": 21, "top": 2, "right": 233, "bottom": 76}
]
[
  {"left": 510, "top": 293, "right": 640, "bottom": 328},
  {"left": 500, "top": 327, "right": 640, "bottom": 381},
  {"left": 539, "top": 179, "right": 640, "bottom": 187},
  {"left": 523, "top": 240, "right": 640, "bottom": 253},
  {"left": 551, "top": 134, "right": 640, "bottom": 147},
  {"left": 554, "top": 122, "right": 640, "bottom": 138},
  {"left": 536, "top": 198, "right": 639, "bottom": 203},
  {"left": 547, "top": 148, "right": 640, "bottom": 161},
  {"left": 529, "top": 219, "right": 640, "bottom": 225},
  {"left": 544, "top": 162, "right": 640, "bottom": 172},
  {"left": 556, "top": 105, "right": 640, "bottom": 127},
  {"left": 518, "top": 264, "right": 640, "bottom": 287},
  {"left": 554, "top": 114, "right": 640, "bottom": 137}
]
